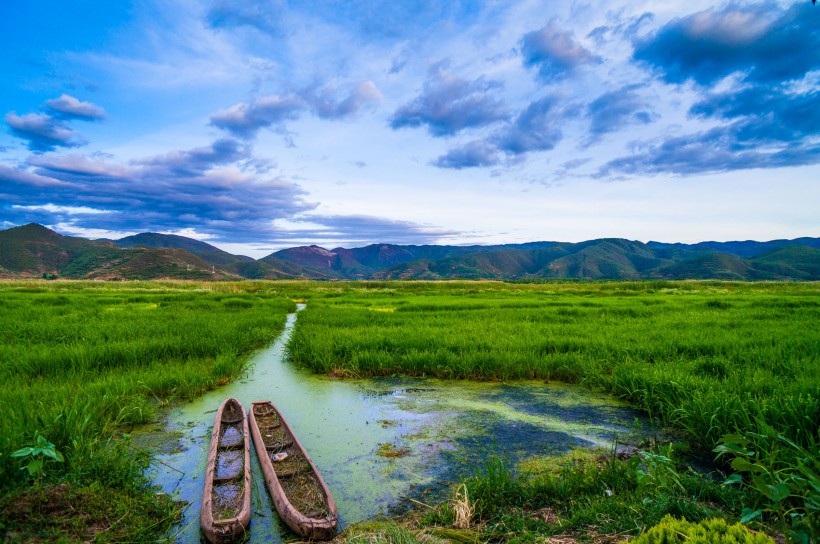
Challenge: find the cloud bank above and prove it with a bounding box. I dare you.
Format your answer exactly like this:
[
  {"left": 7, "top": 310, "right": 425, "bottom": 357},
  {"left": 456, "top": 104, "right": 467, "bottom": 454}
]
[
  {"left": 211, "top": 81, "right": 382, "bottom": 139},
  {"left": 602, "top": 2, "right": 820, "bottom": 176},
  {"left": 4, "top": 95, "right": 105, "bottom": 153},
  {"left": 521, "top": 23, "right": 600, "bottom": 81},
  {"left": 390, "top": 62, "right": 508, "bottom": 136}
]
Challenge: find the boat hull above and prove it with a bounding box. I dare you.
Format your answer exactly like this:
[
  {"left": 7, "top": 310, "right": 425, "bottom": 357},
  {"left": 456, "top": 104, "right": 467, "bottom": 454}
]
[
  {"left": 249, "top": 400, "right": 338, "bottom": 540},
  {"left": 200, "top": 398, "right": 252, "bottom": 543}
]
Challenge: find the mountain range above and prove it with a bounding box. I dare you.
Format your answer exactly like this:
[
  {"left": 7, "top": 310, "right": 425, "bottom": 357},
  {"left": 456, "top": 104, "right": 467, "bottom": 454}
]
[{"left": 1, "top": 223, "right": 818, "bottom": 281}]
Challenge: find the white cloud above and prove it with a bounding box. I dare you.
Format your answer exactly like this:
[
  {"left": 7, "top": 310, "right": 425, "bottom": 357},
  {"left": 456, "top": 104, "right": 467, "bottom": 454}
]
[{"left": 12, "top": 203, "right": 110, "bottom": 215}]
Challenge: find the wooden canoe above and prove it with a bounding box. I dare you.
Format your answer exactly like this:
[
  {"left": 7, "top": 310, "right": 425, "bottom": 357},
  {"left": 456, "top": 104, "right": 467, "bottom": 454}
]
[
  {"left": 200, "top": 398, "right": 252, "bottom": 543},
  {"left": 249, "top": 400, "right": 338, "bottom": 540}
]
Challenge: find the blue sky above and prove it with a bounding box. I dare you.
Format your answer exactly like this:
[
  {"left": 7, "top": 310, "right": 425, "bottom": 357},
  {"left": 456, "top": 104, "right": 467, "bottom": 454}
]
[{"left": 1, "top": 1, "right": 818, "bottom": 257}]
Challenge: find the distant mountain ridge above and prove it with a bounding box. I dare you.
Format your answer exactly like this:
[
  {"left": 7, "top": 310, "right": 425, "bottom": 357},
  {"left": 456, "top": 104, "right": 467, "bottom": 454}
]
[
  {"left": 647, "top": 238, "right": 820, "bottom": 258},
  {"left": 1, "top": 223, "right": 818, "bottom": 281},
  {"left": 0, "top": 223, "right": 242, "bottom": 280}
]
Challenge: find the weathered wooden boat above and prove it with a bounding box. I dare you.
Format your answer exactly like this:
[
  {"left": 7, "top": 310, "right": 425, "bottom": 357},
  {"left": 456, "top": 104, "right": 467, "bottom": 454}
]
[
  {"left": 200, "top": 398, "right": 252, "bottom": 543},
  {"left": 249, "top": 400, "right": 338, "bottom": 540}
]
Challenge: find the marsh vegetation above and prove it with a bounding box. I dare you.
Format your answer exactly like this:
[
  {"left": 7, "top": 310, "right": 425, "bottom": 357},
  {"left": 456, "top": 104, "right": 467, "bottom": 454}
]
[
  {"left": 0, "top": 281, "right": 294, "bottom": 541},
  {"left": 0, "top": 280, "right": 817, "bottom": 542},
  {"left": 284, "top": 281, "right": 818, "bottom": 542}
]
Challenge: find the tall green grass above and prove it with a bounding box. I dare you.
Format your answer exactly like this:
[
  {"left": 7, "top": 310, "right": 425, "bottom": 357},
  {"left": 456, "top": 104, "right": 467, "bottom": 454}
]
[
  {"left": 420, "top": 448, "right": 745, "bottom": 541},
  {"left": 287, "top": 281, "right": 819, "bottom": 454},
  {"left": 0, "top": 281, "right": 295, "bottom": 492}
]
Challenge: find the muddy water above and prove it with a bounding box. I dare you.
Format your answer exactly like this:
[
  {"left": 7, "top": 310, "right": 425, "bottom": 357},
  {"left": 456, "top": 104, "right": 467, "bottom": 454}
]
[{"left": 136, "top": 305, "right": 649, "bottom": 542}]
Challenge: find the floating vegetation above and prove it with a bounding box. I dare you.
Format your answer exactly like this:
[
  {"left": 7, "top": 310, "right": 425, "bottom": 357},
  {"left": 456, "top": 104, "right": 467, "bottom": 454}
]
[{"left": 376, "top": 443, "right": 410, "bottom": 458}]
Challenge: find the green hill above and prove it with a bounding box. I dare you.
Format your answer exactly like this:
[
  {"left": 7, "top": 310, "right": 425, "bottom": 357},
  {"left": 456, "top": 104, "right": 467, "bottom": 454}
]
[
  {"left": 647, "top": 238, "right": 820, "bottom": 258},
  {"left": 0, "top": 224, "right": 242, "bottom": 280},
  {"left": 749, "top": 245, "right": 820, "bottom": 280},
  {"left": 650, "top": 252, "right": 763, "bottom": 280},
  {"left": 60, "top": 246, "right": 241, "bottom": 280},
  {"left": 82, "top": 247, "right": 241, "bottom": 280},
  {"left": 269, "top": 241, "right": 564, "bottom": 279},
  {"left": 0, "top": 224, "right": 817, "bottom": 281},
  {"left": 230, "top": 258, "right": 312, "bottom": 279},
  {"left": 114, "top": 232, "right": 254, "bottom": 267},
  {"left": 541, "top": 240, "right": 665, "bottom": 279},
  {"left": 0, "top": 223, "right": 113, "bottom": 276},
  {"left": 376, "top": 240, "right": 681, "bottom": 280},
  {"left": 368, "top": 238, "right": 819, "bottom": 281}
]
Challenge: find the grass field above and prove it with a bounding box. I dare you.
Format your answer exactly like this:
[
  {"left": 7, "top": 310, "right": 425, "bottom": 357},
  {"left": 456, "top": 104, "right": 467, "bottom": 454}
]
[
  {"left": 0, "top": 281, "right": 295, "bottom": 541},
  {"left": 1, "top": 279, "right": 817, "bottom": 542}
]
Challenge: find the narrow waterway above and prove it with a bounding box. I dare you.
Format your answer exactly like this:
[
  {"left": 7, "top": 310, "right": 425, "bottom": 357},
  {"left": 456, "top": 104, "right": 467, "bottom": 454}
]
[{"left": 136, "top": 305, "right": 650, "bottom": 542}]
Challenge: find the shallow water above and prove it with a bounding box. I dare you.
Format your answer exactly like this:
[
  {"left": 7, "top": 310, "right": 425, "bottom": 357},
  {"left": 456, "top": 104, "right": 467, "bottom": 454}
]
[{"left": 135, "top": 305, "right": 649, "bottom": 542}]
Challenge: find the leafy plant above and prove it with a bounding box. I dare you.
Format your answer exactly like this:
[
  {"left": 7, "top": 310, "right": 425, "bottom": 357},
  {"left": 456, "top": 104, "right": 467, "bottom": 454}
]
[
  {"left": 11, "top": 433, "right": 64, "bottom": 480},
  {"left": 629, "top": 445, "right": 685, "bottom": 501},
  {"left": 715, "top": 429, "right": 819, "bottom": 543}
]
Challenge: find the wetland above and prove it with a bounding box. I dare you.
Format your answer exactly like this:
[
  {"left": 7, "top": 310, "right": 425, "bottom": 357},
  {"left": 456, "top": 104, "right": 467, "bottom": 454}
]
[
  {"left": 135, "top": 305, "right": 650, "bottom": 542},
  {"left": 0, "top": 280, "right": 817, "bottom": 542}
]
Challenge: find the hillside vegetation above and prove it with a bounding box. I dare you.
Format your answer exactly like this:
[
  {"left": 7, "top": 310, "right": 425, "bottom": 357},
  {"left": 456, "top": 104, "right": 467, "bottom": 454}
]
[{"left": 2, "top": 223, "right": 818, "bottom": 281}]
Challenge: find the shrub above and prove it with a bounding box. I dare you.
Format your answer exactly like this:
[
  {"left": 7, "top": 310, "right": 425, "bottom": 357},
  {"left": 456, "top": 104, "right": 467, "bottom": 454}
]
[{"left": 633, "top": 515, "right": 774, "bottom": 544}]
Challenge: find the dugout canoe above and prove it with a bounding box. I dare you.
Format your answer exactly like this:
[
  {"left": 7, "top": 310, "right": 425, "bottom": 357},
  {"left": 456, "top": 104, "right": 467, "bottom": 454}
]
[
  {"left": 200, "top": 398, "right": 252, "bottom": 543},
  {"left": 249, "top": 400, "right": 338, "bottom": 540}
]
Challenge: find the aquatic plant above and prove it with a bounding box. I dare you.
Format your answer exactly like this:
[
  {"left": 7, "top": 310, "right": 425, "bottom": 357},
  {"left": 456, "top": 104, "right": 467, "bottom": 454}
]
[
  {"left": 422, "top": 446, "right": 736, "bottom": 541},
  {"left": 629, "top": 445, "right": 684, "bottom": 501},
  {"left": 452, "top": 484, "right": 474, "bottom": 529}
]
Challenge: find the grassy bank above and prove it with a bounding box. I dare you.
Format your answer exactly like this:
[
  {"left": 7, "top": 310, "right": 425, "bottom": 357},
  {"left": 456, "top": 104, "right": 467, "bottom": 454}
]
[
  {"left": 333, "top": 447, "right": 750, "bottom": 544},
  {"left": 0, "top": 280, "right": 296, "bottom": 541}
]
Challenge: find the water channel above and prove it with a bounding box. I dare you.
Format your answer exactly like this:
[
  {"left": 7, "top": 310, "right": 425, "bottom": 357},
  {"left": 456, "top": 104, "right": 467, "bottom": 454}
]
[{"left": 136, "top": 305, "right": 650, "bottom": 542}]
